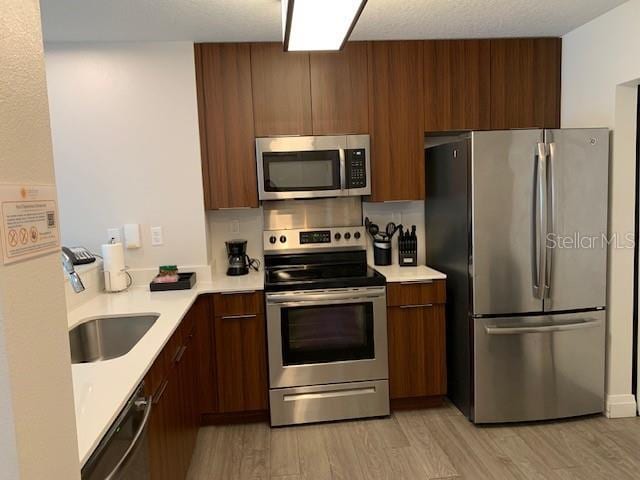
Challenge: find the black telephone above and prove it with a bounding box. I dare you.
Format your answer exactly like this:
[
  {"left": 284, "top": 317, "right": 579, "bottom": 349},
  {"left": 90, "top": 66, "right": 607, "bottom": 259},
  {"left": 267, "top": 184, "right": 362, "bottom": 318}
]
[{"left": 62, "top": 246, "right": 96, "bottom": 265}]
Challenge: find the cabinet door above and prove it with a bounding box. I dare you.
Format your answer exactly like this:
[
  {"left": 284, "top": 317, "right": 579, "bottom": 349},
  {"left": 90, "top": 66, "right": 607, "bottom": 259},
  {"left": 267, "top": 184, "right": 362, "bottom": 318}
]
[
  {"left": 214, "top": 313, "right": 269, "bottom": 412},
  {"left": 194, "top": 295, "right": 217, "bottom": 415},
  {"left": 424, "top": 40, "right": 491, "bottom": 132},
  {"left": 490, "top": 38, "right": 561, "bottom": 129},
  {"left": 194, "top": 43, "right": 258, "bottom": 209},
  {"left": 387, "top": 305, "right": 447, "bottom": 399},
  {"left": 368, "top": 41, "right": 425, "bottom": 201},
  {"left": 251, "top": 43, "right": 312, "bottom": 136},
  {"left": 310, "top": 42, "right": 369, "bottom": 135}
]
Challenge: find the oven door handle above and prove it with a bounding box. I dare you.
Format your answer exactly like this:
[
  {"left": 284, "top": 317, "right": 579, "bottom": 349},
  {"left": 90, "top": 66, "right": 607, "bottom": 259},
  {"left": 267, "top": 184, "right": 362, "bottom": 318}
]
[
  {"left": 267, "top": 291, "right": 385, "bottom": 304},
  {"left": 269, "top": 297, "right": 383, "bottom": 308}
]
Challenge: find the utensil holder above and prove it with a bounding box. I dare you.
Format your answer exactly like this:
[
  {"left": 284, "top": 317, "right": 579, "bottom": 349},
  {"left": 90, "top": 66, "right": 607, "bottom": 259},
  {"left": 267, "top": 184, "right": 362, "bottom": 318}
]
[{"left": 373, "top": 240, "right": 392, "bottom": 266}]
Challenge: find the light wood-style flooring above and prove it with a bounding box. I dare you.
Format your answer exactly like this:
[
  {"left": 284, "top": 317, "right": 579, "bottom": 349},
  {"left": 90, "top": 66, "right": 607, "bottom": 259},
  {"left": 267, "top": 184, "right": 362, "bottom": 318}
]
[{"left": 187, "top": 402, "right": 640, "bottom": 480}]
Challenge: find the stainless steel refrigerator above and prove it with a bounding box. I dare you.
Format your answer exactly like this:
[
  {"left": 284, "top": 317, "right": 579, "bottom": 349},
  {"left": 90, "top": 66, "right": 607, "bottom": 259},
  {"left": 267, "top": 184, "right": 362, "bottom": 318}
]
[{"left": 425, "top": 129, "right": 609, "bottom": 423}]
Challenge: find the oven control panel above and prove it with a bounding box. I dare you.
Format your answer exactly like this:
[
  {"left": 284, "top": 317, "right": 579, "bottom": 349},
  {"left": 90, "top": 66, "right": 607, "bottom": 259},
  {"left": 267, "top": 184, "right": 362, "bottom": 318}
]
[
  {"left": 300, "top": 230, "right": 331, "bottom": 244},
  {"left": 264, "top": 226, "right": 366, "bottom": 253}
]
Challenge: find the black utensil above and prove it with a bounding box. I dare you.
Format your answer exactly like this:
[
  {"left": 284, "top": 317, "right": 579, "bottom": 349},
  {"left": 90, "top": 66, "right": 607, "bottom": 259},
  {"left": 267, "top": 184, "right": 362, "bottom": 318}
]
[
  {"left": 385, "top": 222, "right": 396, "bottom": 238},
  {"left": 365, "top": 217, "right": 380, "bottom": 239}
]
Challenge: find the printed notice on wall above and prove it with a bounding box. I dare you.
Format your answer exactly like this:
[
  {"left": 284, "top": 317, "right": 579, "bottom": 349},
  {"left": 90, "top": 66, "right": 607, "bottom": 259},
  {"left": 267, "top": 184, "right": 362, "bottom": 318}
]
[{"left": 0, "top": 185, "right": 60, "bottom": 265}]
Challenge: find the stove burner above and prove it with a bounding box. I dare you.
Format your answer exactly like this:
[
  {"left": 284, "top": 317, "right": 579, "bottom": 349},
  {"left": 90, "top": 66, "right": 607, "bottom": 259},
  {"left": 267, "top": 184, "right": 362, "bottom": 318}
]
[{"left": 264, "top": 250, "right": 385, "bottom": 292}]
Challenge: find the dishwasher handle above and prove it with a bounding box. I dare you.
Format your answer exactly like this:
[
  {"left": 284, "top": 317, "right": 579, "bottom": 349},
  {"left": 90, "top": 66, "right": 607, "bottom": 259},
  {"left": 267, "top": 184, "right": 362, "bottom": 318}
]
[{"left": 104, "top": 396, "right": 153, "bottom": 480}]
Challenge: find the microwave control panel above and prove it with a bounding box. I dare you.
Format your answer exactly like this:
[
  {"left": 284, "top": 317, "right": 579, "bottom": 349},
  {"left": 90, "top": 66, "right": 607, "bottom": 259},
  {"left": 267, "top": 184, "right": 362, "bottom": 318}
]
[{"left": 346, "top": 149, "right": 367, "bottom": 188}]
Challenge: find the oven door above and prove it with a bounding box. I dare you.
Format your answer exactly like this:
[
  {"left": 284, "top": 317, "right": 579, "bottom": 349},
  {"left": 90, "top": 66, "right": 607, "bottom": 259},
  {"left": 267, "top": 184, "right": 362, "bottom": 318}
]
[
  {"left": 266, "top": 287, "right": 388, "bottom": 388},
  {"left": 256, "top": 136, "right": 347, "bottom": 200}
]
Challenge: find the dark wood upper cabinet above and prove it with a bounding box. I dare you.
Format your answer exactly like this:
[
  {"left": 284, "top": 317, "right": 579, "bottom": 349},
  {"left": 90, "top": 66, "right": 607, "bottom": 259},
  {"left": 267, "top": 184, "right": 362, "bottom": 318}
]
[
  {"left": 194, "top": 43, "right": 258, "bottom": 210},
  {"left": 309, "top": 42, "right": 369, "bottom": 135},
  {"left": 367, "top": 41, "right": 425, "bottom": 202},
  {"left": 251, "top": 43, "right": 313, "bottom": 136},
  {"left": 424, "top": 40, "right": 491, "bottom": 132},
  {"left": 490, "top": 38, "right": 561, "bottom": 130}
]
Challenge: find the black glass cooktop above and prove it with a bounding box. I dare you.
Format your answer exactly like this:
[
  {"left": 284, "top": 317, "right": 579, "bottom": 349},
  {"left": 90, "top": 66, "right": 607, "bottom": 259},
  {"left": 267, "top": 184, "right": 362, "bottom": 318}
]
[{"left": 264, "top": 251, "right": 386, "bottom": 292}]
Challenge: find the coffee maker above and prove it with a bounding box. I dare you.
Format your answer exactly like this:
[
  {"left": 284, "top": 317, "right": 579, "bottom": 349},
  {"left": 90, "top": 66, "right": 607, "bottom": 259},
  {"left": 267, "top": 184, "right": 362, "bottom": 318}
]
[{"left": 225, "top": 239, "right": 255, "bottom": 276}]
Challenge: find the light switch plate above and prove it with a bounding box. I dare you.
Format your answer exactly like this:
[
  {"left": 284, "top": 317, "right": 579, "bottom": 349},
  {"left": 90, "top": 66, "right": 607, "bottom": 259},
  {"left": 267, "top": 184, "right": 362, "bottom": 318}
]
[
  {"left": 107, "top": 227, "right": 122, "bottom": 244},
  {"left": 151, "top": 226, "right": 163, "bottom": 246}
]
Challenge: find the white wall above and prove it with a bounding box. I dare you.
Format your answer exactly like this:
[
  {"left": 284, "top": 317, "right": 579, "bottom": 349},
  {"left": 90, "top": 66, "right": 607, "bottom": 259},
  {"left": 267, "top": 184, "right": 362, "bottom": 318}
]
[
  {"left": 45, "top": 42, "right": 209, "bottom": 274},
  {"left": 0, "top": 0, "right": 81, "bottom": 477},
  {"left": 562, "top": 0, "right": 640, "bottom": 417}
]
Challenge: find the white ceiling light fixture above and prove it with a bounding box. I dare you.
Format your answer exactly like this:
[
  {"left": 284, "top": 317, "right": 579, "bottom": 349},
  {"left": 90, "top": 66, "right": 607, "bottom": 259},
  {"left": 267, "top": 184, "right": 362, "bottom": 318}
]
[{"left": 282, "top": 0, "right": 368, "bottom": 52}]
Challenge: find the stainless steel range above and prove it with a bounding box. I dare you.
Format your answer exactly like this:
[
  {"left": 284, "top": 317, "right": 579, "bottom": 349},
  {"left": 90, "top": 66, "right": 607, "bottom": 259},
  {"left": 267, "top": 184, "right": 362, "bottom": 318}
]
[{"left": 264, "top": 226, "right": 390, "bottom": 426}]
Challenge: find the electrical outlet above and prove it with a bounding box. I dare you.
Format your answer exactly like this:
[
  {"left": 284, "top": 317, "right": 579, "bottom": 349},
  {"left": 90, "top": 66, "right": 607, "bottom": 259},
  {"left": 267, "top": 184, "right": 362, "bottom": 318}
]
[
  {"left": 151, "top": 226, "right": 163, "bottom": 246},
  {"left": 230, "top": 219, "right": 240, "bottom": 234},
  {"left": 107, "top": 227, "right": 122, "bottom": 244}
]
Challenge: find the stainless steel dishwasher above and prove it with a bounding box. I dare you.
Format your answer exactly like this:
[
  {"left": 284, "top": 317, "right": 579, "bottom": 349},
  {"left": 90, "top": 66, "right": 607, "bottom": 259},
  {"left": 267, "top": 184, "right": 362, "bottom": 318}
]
[{"left": 81, "top": 384, "right": 152, "bottom": 480}]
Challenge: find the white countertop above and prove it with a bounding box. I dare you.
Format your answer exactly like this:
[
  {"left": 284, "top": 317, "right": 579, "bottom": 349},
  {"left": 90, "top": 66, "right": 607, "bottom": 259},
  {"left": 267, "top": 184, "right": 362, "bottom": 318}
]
[
  {"left": 372, "top": 264, "right": 446, "bottom": 283},
  {"left": 69, "top": 269, "right": 263, "bottom": 467}
]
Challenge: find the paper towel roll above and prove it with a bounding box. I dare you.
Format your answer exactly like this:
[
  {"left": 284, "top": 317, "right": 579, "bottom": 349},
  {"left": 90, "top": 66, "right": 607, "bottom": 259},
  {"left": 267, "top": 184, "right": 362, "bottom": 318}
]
[{"left": 102, "top": 242, "right": 128, "bottom": 292}]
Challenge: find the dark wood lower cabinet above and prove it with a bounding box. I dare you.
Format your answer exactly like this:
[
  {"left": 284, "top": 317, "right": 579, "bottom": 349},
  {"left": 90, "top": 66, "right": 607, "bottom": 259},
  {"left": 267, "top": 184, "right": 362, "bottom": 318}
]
[
  {"left": 387, "top": 303, "right": 447, "bottom": 407},
  {"left": 146, "top": 284, "right": 449, "bottom": 479},
  {"left": 214, "top": 310, "right": 269, "bottom": 413},
  {"left": 145, "top": 297, "right": 204, "bottom": 480}
]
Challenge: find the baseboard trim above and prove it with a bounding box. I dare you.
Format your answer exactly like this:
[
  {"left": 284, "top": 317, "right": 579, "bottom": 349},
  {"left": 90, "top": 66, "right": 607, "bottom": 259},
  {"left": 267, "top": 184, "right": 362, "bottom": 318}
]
[
  {"left": 201, "top": 410, "right": 269, "bottom": 425},
  {"left": 605, "top": 394, "right": 638, "bottom": 418},
  {"left": 391, "top": 395, "right": 444, "bottom": 411}
]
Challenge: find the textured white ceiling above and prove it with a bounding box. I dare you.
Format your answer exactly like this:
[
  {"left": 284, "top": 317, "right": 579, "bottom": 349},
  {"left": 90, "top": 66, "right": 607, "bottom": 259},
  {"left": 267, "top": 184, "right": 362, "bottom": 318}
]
[{"left": 40, "top": 0, "right": 627, "bottom": 42}]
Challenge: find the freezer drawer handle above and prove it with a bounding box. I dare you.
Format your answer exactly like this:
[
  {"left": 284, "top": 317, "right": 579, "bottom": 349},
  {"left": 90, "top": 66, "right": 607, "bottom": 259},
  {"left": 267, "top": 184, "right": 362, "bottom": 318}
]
[
  {"left": 104, "top": 395, "right": 153, "bottom": 480},
  {"left": 283, "top": 387, "right": 376, "bottom": 402},
  {"left": 484, "top": 319, "right": 601, "bottom": 335}
]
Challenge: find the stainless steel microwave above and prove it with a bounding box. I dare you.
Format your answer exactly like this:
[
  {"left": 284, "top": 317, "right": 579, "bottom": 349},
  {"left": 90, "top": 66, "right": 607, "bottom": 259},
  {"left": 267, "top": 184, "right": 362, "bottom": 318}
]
[{"left": 255, "top": 135, "right": 370, "bottom": 200}]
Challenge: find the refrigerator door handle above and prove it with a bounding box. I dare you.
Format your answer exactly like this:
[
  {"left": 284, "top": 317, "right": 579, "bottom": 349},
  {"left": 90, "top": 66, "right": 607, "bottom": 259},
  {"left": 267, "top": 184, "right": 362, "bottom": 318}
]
[
  {"left": 545, "top": 142, "right": 557, "bottom": 297},
  {"left": 532, "top": 143, "right": 548, "bottom": 299},
  {"left": 484, "top": 318, "right": 602, "bottom": 335}
]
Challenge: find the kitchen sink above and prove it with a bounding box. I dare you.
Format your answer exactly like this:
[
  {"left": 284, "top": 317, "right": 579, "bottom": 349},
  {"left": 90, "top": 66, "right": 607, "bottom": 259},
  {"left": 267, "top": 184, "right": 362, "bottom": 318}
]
[{"left": 69, "top": 314, "right": 159, "bottom": 364}]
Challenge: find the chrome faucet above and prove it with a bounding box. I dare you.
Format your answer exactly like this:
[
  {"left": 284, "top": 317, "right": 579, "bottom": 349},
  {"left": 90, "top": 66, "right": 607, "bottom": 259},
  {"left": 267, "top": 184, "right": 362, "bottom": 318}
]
[{"left": 61, "top": 249, "right": 85, "bottom": 293}]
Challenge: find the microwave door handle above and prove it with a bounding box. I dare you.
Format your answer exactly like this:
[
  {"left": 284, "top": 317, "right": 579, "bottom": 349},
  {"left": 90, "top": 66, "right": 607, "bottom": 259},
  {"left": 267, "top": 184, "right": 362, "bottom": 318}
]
[{"left": 339, "top": 147, "right": 346, "bottom": 192}]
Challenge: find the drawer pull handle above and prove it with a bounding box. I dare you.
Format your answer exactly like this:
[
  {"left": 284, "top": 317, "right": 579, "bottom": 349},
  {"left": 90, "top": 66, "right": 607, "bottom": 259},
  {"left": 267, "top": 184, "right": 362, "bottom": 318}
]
[
  {"left": 399, "top": 303, "right": 433, "bottom": 309},
  {"left": 221, "top": 314, "right": 257, "bottom": 320},
  {"left": 284, "top": 387, "right": 376, "bottom": 402},
  {"left": 399, "top": 280, "right": 434, "bottom": 285},
  {"left": 153, "top": 379, "right": 169, "bottom": 404},
  {"left": 174, "top": 345, "right": 187, "bottom": 363},
  {"left": 220, "top": 290, "right": 256, "bottom": 295}
]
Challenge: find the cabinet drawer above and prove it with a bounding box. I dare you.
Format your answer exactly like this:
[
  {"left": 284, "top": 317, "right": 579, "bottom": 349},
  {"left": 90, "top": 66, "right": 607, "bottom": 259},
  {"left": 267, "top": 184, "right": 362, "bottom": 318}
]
[
  {"left": 213, "top": 291, "right": 264, "bottom": 317},
  {"left": 387, "top": 280, "right": 446, "bottom": 307}
]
